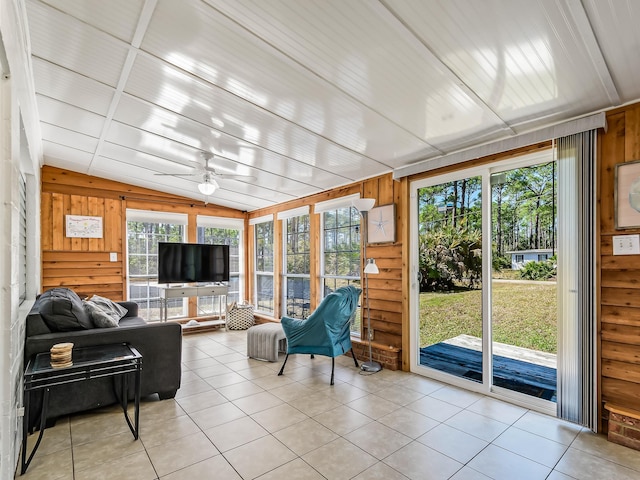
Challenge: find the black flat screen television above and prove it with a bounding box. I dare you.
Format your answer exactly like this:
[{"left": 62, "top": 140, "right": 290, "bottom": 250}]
[{"left": 157, "top": 242, "right": 230, "bottom": 284}]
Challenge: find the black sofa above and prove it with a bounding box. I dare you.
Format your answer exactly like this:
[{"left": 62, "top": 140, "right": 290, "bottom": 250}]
[{"left": 25, "top": 288, "right": 182, "bottom": 428}]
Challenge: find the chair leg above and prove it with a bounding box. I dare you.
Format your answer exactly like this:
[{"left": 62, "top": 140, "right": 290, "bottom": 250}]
[
  {"left": 278, "top": 354, "right": 289, "bottom": 376},
  {"left": 351, "top": 349, "right": 359, "bottom": 368},
  {"left": 330, "top": 357, "right": 335, "bottom": 385}
]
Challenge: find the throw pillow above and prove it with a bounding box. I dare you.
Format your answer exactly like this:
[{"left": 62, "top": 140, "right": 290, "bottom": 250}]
[
  {"left": 89, "top": 294, "right": 128, "bottom": 322},
  {"left": 83, "top": 300, "right": 119, "bottom": 328},
  {"left": 38, "top": 288, "right": 93, "bottom": 332}
]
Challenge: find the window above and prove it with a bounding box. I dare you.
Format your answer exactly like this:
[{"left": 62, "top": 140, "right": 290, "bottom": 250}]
[
  {"left": 321, "top": 205, "right": 362, "bottom": 333},
  {"left": 253, "top": 217, "right": 274, "bottom": 314},
  {"left": 515, "top": 254, "right": 524, "bottom": 263},
  {"left": 538, "top": 253, "right": 549, "bottom": 261},
  {"left": 126, "top": 210, "right": 187, "bottom": 321},
  {"left": 282, "top": 212, "right": 310, "bottom": 319},
  {"left": 18, "top": 172, "right": 27, "bottom": 304},
  {"left": 197, "top": 216, "right": 244, "bottom": 312}
]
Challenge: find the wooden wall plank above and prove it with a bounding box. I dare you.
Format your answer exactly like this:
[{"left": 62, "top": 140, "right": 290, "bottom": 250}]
[
  {"left": 602, "top": 378, "right": 640, "bottom": 408},
  {"left": 601, "top": 270, "right": 640, "bottom": 288},
  {"left": 105, "top": 198, "right": 121, "bottom": 252},
  {"left": 602, "top": 287, "right": 640, "bottom": 307},
  {"left": 625, "top": 105, "right": 640, "bottom": 160},
  {"left": 602, "top": 359, "right": 640, "bottom": 384},
  {"left": 63, "top": 194, "right": 72, "bottom": 250},
  {"left": 599, "top": 112, "right": 625, "bottom": 234},
  {"left": 601, "top": 323, "right": 640, "bottom": 345},
  {"left": 87, "top": 197, "right": 103, "bottom": 251},
  {"left": 41, "top": 193, "right": 53, "bottom": 251},
  {"left": 42, "top": 251, "right": 112, "bottom": 262},
  {"left": 43, "top": 275, "right": 124, "bottom": 286},
  {"left": 367, "top": 278, "right": 402, "bottom": 292},
  {"left": 601, "top": 305, "right": 640, "bottom": 326},
  {"left": 378, "top": 176, "right": 395, "bottom": 206},
  {"left": 70, "top": 195, "right": 83, "bottom": 251},
  {"left": 51, "top": 193, "right": 64, "bottom": 250},
  {"left": 602, "top": 341, "right": 640, "bottom": 365},
  {"left": 601, "top": 255, "right": 640, "bottom": 269}
]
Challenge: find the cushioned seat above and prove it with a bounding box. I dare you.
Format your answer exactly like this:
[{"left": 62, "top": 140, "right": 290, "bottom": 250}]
[
  {"left": 247, "top": 323, "right": 287, "bottom": 362},
  {"left": 278, "top": 285, "right": 361, "bottom": 385}
]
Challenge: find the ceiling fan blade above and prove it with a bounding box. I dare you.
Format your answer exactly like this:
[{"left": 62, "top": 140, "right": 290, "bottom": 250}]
[
  {"left": 153, "top": 173, "right": 198, "bottom": 177},
  {"left": 215, "top": 174, "right": 257, "bottom": 181}
]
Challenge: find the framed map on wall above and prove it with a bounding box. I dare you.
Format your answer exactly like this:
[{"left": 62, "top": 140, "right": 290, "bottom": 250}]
[{"left": 65, "top": 215, "right": 103, "bottom": 238}]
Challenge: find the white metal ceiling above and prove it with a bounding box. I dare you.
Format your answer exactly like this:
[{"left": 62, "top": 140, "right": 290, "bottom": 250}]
[{"left": 26, "top": 0, "right": 639, "bottom": 210}]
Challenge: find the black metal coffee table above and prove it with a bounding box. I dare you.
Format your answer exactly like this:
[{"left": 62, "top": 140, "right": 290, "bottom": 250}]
[{"left": 21, "top": 343, "right": 142, "bottom": 474}]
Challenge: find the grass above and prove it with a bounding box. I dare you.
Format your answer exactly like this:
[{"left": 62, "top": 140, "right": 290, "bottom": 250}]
[{"left": 419, "top": 281, "right": 557, "bottom": 353}]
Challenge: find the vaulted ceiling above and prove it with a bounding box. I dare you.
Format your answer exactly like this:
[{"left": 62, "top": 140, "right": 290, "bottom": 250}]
[{"left": 26, "top": 0, "right": 640, "bottom": 211}]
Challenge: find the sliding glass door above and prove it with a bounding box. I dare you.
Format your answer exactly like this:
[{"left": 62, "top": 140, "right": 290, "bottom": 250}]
[
  {"left": 411, "top": 151, "right": 559, "bottom": 411},
  {"left": 490, "top": 163, "right": 557, "bottom": 402},
  {"left": 416, "top": 175, "right": 484, "bottom": 383}
]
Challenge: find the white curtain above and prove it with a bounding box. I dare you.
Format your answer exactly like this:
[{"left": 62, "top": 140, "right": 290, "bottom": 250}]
[{"left": 556, "top": 130, "right": 598, "bottom": 430}]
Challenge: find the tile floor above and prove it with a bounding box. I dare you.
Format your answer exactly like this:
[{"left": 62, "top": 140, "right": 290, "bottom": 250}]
[{"left": 18, "top": 329, "right": 640, "bottom": 480}]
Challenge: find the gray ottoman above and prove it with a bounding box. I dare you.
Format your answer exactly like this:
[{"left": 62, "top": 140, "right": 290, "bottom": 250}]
[{"left": 247, "top": 323, "right": 287, "bottom": 362}]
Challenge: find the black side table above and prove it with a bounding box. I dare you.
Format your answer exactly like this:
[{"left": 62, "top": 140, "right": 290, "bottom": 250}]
[{"left": 21, "top": 343, "right": 142, "bottom": 474}]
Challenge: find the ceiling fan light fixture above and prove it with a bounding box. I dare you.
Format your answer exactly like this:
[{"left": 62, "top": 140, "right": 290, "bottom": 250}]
[{"left": 198, "top": 175, "right": 219, "bottom": 195}]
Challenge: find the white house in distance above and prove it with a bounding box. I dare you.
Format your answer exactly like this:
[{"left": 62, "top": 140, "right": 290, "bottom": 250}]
[{"left": 507, "top": 249, "right": 555, "bottom": 270}]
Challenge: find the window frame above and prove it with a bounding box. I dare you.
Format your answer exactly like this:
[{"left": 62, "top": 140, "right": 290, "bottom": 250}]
[
  {"left": 253, "top": 219, "right": 275, "bottom": 315},
  {"left": 320, "top": 205, "right": 362, "bottom": 335},
  {"left": 125, "top": 210, "right": 188, "bottom": 322},
  {"left": 282, "top": 213, "right": 311, "bottom": 319},
  {"left": 196, "top": 216, "right": 244, "bottom": 302}
]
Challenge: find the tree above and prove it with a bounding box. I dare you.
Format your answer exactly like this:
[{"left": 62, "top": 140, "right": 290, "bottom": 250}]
[{"left": 418, "top": 221, "right": 482, "bottom": 291}]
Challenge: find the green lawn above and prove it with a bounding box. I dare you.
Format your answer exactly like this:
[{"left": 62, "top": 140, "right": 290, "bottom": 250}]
[{"left": 419, "top": 281, "right": 557, "bottom": 353}]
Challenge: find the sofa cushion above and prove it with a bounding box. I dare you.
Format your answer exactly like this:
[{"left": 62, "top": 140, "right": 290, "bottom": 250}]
[
  {"left": 88, "top": 295, "right": 128, "bottom": 322},
  {"left": 38, "top": 288, "right": 93, "bottom": 332},
  {"left": 26, "top": 306, "right": 53, "bottom": 336},
  {"left": 83, "top": 300, "right": 119, "bottom": 328},
  {"left": 118, "top": 316, "right": 147, "bottom": 327}
]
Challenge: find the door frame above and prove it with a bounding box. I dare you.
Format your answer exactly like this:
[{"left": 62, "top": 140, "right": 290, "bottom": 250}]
[{"left": 409, "top": 149, "right": 557, "bottom": 415}]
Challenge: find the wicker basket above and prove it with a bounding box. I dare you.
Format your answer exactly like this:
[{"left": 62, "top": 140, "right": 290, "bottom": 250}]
[{"left": 226, "top": 302, "right": 255, "bottom": 330}]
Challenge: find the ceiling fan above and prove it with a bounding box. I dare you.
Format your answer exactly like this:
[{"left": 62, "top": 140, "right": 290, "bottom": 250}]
[{"left": 155, "top": 152, "right": 255, "bottom": 195}]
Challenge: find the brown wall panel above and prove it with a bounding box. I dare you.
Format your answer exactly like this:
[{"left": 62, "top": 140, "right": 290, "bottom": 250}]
[{"left": 599, "top": 104, "right": 640, "bottom": 430}]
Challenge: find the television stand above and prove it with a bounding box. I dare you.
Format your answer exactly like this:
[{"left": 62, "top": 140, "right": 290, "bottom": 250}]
[{"left": 158, "top": 284, "right": 229, "bottom": 322}]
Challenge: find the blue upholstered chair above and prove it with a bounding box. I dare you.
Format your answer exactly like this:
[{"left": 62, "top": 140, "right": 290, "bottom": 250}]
[{"left": 278, "top": 285, "right": 361, "bottom": 385}]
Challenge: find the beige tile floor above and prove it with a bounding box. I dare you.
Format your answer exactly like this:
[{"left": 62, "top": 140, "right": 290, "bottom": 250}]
[{"left": 17, "top": 329, "right": 640, "bottom": 480}]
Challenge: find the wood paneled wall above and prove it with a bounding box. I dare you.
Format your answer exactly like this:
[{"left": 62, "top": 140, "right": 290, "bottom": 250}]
[
  {"left": 247, "top": 174, "right": 405, "bottom": 351},
  {"left": 41, "top": 166, "right": 244, "bottom": 301},
  {"left": 361, "top": 175, "right": 404, "bottom": 350},
  {"left": 600, "top": 104, "right": 640, "bottom": 426}
]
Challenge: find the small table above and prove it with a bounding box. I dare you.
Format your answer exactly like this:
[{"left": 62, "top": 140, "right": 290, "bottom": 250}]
[
  {"left": 158, "top": 284, "right": 228, "bottom": 322},
  {"left": 22, "top": 343, "right": 142, "bottom": 474}
]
